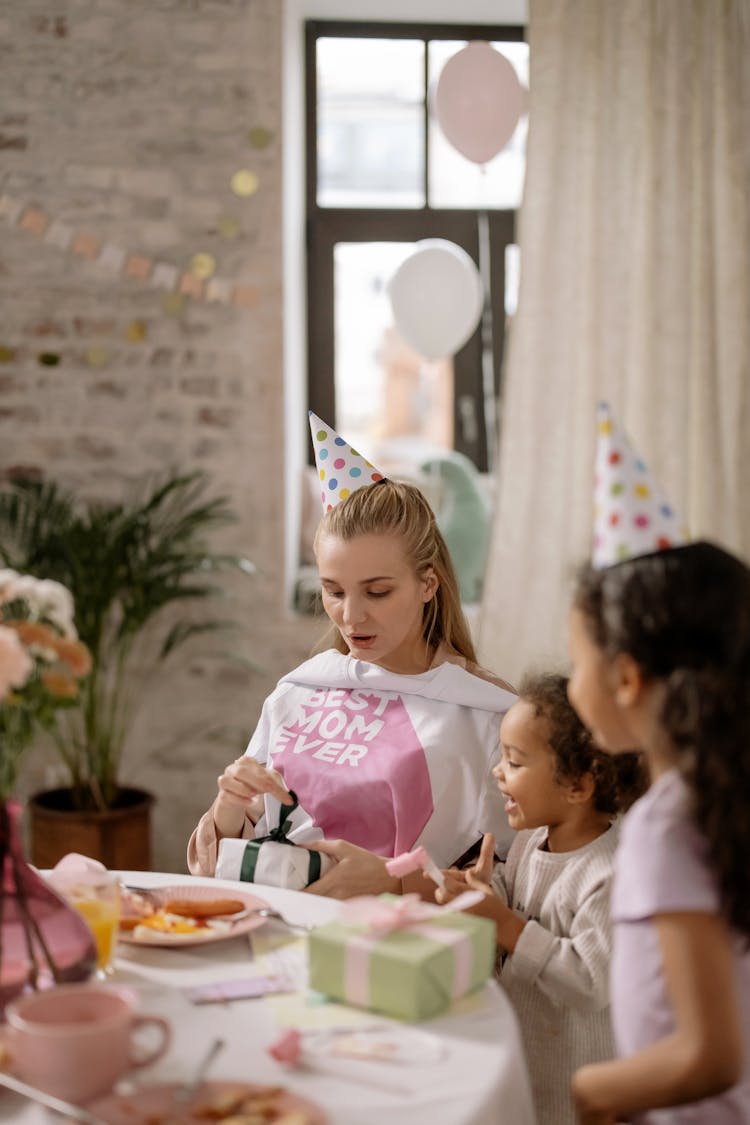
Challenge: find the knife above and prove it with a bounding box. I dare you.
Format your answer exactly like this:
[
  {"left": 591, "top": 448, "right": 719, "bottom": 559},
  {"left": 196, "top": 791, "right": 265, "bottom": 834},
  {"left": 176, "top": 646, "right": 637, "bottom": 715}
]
[{"left": 0, "top": 1071, "right": 112, "bottom": 1124}]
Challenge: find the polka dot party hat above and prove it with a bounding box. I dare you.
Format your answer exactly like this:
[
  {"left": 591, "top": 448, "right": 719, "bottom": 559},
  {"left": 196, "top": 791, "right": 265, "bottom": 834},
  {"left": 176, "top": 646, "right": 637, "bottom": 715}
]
[
  {"left": 309, "top": 411, "right": 386, "bottom": 511},
  {"left": 593, "top": 402, "right": 687, "bottom": 568}
]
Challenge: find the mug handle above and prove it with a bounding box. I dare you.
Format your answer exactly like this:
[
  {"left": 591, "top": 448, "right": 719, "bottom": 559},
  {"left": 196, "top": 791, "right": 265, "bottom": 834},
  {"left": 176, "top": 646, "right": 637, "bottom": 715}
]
[{"left": 129, "top": 1015, "right": 171, "bottom": 1069}]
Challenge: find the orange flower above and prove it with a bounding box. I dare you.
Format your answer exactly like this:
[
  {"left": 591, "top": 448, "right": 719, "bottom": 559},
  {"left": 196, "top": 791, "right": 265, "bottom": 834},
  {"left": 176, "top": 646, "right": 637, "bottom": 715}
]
[
  {"left": 4, "top": 622, "right": 91, "bottom": 679},
  {"left": 6, "top": 620, "right": 60, "bottom": 650},
  {"left": 54, "top": 637, "right": 92, "bottom": 678},
  {"left": 40, "top": 670, "right": 80, "bottom": 699}
]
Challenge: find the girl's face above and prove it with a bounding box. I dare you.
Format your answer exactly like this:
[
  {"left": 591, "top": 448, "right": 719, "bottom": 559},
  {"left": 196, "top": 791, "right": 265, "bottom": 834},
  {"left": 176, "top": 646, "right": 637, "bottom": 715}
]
[
  {"left": 567, "top": 605, "right": 637, "bottom": 754},
  {"left": 493, "top": 700, "right": 572, "bottom": 831},
  {"left": 316, "top": 531, "right": 437, "bottom": 675}
]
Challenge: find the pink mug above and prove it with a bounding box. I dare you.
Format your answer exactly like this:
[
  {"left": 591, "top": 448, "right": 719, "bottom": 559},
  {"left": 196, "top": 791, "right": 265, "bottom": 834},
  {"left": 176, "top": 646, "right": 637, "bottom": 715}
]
[{"left": 4, "top": 982, "right": 170, "bottom": 1104}]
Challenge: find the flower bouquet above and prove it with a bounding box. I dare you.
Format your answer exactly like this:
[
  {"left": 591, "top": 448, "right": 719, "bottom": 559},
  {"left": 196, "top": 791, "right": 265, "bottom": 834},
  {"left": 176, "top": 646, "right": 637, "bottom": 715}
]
[
  {"left": 0, "top": 568, "right": 91, "bottom": 798},
  {"left": 0, "top": 569, "right": 97, "bottom": 1010}
]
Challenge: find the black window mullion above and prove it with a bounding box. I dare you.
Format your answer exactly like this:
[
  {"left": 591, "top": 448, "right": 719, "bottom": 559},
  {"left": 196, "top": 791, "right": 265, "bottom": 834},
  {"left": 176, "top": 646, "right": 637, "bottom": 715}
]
[{"left": 306, "top": 19, "right": 524, "bottom": 43}]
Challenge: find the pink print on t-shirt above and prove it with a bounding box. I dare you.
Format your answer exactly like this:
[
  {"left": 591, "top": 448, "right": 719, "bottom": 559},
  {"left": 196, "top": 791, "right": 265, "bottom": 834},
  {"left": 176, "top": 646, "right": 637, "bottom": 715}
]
[{"left": 270, "top": 687, "right": 434, "bottom": 857}]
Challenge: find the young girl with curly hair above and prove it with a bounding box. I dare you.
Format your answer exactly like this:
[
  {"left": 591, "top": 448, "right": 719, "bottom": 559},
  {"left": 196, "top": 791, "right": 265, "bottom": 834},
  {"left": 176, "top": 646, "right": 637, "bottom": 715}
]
[
  {"left": 568, "top": 540, "right": 750, "bottom": 1124},
  {"left": 438, "top": 672, "right": 646, "bottom": 1125}
]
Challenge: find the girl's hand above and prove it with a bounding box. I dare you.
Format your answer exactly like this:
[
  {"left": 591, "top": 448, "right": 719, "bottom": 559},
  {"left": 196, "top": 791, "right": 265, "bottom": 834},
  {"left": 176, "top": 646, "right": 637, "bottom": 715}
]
[
  {"left": 433, "top": 868, "right": 469, "bottom": 903},
  {"left": 437, "top": 870, "right": 496, "bottom": 909},
  {"left": 439, "top": 866, "right": 525, "bottom": 953},
  {"left": 572, "top": 1066, "right": 618, "bottom": 1125},
  {"left": 305, "top": 839, "right": 401, "bottom": 899},
  {"left": 434, "top": 832, "right": 497, "bottom": 903},
  {"left": 213, "top": 757, "right": 292, "bottom": 838},
  {"left": 468, "top": 832, "right": 496, "bottom": 884}
]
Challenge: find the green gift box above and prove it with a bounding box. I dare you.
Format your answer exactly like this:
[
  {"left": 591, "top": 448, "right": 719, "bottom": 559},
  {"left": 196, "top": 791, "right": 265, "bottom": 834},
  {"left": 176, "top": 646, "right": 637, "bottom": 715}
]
[{"left": 308, "top": 895, "right": 496, "bottom": 1021}]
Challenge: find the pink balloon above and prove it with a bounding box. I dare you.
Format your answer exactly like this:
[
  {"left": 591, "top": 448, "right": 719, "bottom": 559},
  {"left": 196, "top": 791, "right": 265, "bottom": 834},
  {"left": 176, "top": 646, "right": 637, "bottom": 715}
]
[{"left": 434, "top": 41, "right": 525, "bottom": 166}]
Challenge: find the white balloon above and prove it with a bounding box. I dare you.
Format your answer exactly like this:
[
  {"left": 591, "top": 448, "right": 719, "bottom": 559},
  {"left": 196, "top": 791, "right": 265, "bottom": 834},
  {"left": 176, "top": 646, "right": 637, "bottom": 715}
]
[{"left": 388, "top": 240, "right": 484, "bottom": 360}]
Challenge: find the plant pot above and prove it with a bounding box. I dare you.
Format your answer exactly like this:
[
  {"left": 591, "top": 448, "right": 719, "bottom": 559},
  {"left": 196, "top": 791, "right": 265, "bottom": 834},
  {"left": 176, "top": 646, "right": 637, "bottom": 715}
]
[{"left": 28, "top": 787, "right": 154, "bottom": 871}]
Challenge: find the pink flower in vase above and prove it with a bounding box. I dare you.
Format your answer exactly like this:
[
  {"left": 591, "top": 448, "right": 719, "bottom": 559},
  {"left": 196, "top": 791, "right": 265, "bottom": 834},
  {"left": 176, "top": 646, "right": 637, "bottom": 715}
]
[{"left": 0, "top": 626, "right": 33, "bottom": 699}]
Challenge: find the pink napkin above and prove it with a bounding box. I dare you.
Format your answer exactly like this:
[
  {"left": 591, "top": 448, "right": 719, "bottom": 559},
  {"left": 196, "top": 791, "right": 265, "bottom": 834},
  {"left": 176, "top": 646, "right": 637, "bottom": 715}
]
[{"left": 46, "top": 852, "right": 110, "bottom": 891}]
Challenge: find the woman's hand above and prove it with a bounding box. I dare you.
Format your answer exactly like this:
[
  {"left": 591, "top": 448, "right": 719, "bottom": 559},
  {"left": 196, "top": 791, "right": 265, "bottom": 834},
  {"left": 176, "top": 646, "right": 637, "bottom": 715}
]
[
  {"left": 212, "top": 757, "right": 292, "bottom": 839},
  {"left": 305, "top": 839, "right": 401, "bottom": 899}
]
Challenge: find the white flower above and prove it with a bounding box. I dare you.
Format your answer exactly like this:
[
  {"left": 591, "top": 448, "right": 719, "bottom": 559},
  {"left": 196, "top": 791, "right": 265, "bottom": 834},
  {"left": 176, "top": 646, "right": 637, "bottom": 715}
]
[
  {"left": 0, "top": 568, "right": 21, "bottom": 602},
  {"left": 3, "top": 575, "right": 78, "bottom": 638}
]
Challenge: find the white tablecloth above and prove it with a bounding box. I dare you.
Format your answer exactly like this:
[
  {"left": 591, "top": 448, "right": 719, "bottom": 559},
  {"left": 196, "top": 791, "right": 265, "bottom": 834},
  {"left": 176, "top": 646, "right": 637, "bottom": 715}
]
[{"left": 2, "top": 872, "right": 536, "bottom": 1125}]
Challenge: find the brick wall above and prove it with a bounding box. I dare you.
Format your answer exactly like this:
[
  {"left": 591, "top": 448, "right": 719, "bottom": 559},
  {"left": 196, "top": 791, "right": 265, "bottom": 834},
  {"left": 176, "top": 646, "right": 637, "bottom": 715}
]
[{"left": 0, "top": 0, "right": 319, "bottom": 870}]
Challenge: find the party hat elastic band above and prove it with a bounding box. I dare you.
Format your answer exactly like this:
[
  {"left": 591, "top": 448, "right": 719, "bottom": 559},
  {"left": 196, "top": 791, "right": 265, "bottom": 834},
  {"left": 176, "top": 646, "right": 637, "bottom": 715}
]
[
  {"left": 309, "top": 411, "right": 386, "bottom": 511},
  {"left": 592, "top": 402, "right": 688, "bottom": 569}
]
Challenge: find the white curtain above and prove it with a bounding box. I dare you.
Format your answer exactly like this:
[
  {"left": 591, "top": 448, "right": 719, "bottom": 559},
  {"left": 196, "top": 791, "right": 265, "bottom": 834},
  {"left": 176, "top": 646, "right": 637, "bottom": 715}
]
[{"left": 479, "top": 0, "right": 750, "bottom": 684}]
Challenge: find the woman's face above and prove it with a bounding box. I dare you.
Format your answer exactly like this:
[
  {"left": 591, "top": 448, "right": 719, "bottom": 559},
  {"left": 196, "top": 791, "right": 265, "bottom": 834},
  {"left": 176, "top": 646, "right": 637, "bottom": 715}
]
[
  {"left": 316, "top": 532, "right": 437, "bottom": 675},
  {"left": 567, "top": 605, "right": 638, "bottom": 754}
]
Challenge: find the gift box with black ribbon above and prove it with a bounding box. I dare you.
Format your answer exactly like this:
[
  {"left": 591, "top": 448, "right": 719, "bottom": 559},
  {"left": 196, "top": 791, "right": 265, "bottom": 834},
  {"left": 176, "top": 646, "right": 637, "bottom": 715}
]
[{"left": 215, "top": 793, "right": 333, "bottom": 890}]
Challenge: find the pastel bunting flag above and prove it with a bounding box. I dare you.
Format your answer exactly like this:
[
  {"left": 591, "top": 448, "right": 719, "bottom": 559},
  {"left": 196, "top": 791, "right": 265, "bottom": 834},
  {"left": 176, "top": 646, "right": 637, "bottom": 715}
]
[
  {"left": 0, "top": 192, "right": 259, "bottom": 310},
  {"left": 308, "top": 411, "right": 386, "bottom": 512},
  {"left": 592, "top": 402, "right": 687, "bottom": 569}
]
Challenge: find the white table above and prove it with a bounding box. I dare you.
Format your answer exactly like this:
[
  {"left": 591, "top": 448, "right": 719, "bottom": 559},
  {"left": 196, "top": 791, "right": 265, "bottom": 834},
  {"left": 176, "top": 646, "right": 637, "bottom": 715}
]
[{"left": 3, "top": 873, "right": 536, "bottom": 1125}]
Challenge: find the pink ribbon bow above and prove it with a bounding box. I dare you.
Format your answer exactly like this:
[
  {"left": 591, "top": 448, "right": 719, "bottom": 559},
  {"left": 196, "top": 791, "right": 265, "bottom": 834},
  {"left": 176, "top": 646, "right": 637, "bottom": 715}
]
[{"left": 340, "top": 893, "right": 439, "bottom": 935}]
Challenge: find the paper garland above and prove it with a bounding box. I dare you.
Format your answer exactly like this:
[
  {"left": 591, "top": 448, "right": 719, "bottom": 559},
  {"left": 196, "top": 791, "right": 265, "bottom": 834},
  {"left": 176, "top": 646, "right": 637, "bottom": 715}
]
[{"left": 0, "top": 192, "right": 260, "bottom": 309}]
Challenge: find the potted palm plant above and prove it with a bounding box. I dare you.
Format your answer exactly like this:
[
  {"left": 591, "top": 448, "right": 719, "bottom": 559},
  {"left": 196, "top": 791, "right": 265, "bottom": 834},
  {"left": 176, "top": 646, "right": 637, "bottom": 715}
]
[{"left": 0, "top": 471, "right": 253, "bottom": 869}]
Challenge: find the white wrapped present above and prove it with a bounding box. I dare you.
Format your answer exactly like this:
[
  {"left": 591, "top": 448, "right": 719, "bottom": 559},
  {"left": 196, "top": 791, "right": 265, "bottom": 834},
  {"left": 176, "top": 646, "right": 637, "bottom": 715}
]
[{"left": 215, "top": 793, "right": 334, "bottom": 890}]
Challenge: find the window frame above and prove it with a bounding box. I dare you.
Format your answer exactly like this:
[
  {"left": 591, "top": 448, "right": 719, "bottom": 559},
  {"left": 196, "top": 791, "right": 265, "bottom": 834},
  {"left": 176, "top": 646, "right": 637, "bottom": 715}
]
[{"left": 305, "top": 19, "right": 525, "bottom": 471}]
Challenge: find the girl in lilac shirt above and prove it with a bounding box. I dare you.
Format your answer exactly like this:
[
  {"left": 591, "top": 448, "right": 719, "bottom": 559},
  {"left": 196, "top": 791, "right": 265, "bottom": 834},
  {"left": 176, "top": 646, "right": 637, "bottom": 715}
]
[{"left": 567, "top": 540, "right": 750, "bottom": 1125}]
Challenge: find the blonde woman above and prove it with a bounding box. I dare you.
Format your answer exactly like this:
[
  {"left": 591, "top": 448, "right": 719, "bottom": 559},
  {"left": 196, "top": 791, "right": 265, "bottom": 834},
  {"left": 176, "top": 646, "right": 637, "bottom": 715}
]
[{"left": 188, "top": 479, "right": 516, "bottom": 899}]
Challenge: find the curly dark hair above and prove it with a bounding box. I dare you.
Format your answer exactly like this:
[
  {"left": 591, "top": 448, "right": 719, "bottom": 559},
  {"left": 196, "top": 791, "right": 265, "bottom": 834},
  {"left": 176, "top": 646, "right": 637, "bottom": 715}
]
[
  {"left": 573, "top": 540, "right": 750, "bottom": 940},
  {"left": 520, "top": 672, "right": 647, "bottom": 815}
]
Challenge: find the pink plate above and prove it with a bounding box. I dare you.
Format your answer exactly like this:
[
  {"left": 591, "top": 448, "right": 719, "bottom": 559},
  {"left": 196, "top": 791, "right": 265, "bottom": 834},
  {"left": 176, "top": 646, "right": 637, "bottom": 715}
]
[
  {"left": 89, "top": 1080, "right": 329, "bottom": 1123},
  {"left": 117, "top": 884, "right": 272, "bottom": 947}
]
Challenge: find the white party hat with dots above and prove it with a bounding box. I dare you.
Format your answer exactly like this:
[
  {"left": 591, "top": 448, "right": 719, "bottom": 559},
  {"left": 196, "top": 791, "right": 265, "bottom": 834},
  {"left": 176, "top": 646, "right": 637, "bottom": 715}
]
[
  {"left": 309, "top": 411, "right": 386, "bottom": 511},
  {"left": 592, "top": 402, "right": 688, "bottom": 568}
]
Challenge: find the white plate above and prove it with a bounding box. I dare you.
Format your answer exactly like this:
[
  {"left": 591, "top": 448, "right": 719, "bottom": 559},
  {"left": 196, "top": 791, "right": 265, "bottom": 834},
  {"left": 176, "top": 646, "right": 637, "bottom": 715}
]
[
  {"left": 118, "top": 884, "right": 271, "bottom": 947},
  {"left": 304, "top": 1025, "right": 446, "bottom": 1065}
]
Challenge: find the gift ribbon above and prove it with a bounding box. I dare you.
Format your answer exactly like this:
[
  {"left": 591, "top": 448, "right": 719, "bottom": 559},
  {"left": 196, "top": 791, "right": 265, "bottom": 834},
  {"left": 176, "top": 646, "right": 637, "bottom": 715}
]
[
  {"left": 340, "top": 894, "right": 476, "bottom": 1007},
  {"left": 238, "top": 793, "right": 322, "bottom": 884},
  {"left": 343, "top": 923, "right": 473, "bottom": 1009},
  {"left": 340, "top": 893, "right": 435, "bottom": 934}
]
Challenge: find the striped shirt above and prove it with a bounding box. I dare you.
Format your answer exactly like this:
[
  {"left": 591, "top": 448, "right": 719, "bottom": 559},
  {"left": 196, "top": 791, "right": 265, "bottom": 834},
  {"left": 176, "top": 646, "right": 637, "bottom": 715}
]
[{"left": 492, "top": 824, "right": 618, "bottom": 1125}]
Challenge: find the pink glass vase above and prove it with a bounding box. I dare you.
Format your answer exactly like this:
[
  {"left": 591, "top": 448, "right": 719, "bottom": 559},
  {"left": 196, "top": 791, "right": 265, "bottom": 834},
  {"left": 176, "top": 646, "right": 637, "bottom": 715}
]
[{"left": 0, "top": 799, "right": 97, "bottom": 1016}]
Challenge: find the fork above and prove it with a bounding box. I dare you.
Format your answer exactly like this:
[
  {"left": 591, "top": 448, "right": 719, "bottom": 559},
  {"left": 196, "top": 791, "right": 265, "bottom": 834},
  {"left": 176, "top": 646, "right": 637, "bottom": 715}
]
[
  {"left": 245, "top": 907, "right": 315, "bottom": 933},
  {"left": 172, "top": 1037, "right": 225, "bottom": 1108},
  {"left": 123, "top": 884, "right": 161, "bottom": 900}
]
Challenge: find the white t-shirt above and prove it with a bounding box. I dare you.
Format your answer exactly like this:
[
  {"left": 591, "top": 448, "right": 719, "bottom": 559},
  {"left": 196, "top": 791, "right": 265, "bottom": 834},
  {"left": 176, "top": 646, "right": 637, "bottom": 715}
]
[{"left": 247, "top": 649, "right": 516, "bottom": 867}]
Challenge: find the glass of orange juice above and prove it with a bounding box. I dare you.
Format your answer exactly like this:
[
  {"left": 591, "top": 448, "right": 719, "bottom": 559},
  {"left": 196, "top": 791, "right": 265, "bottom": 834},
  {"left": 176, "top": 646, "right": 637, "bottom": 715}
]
[{"left": 68, "top": 874, "right": 121, "bottom": 978}]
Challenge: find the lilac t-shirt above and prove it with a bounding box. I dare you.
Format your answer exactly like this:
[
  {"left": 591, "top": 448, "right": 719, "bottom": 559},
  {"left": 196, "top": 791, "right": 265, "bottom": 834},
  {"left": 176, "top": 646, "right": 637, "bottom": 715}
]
[{"left": 611, "top": 769, "right": 750, "bottom": 1124}]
